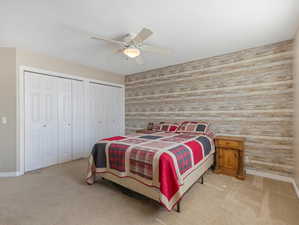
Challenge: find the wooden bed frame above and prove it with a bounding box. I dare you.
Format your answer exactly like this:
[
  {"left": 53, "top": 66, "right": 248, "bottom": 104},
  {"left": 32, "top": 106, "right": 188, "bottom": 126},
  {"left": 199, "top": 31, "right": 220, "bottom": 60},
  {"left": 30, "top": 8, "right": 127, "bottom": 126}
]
[{"left": 98, "top": 153, "right": 214, "bottom": 212}]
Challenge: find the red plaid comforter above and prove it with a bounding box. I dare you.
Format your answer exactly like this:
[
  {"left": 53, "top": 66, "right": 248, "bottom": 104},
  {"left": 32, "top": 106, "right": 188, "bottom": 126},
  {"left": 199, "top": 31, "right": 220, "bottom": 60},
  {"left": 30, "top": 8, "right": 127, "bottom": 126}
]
[{"left": 86, "top": 131, "right": 214, "bottom": 210}]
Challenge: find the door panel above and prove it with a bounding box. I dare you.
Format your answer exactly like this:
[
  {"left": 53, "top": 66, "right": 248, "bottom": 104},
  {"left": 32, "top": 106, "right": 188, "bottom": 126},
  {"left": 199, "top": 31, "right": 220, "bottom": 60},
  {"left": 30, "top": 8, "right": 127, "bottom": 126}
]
[
  {"left": 104, "top": 85, "right": 113, "bottom": 137},
  {"left": 25, "top": 74, "right": 43, "bottom": 171},
  {"left": 25, "top": 72, "right": 59, "bottom": 171},
  {"left": 72, "top": 80, "right": 86, "bottom": 159},
  {"left": 107, "top": 86, "right": 123, "bottom": 137},
  {"left": 58, "top": 78, "right": 72, "bottom": 163},
  {"left": 87, "top": 83, "right": 124, "bottom": 145},
  {"left": 42, "top": 75, "right": 59, "bottom": 167},
  {"left": 219, "top": 148, "right": 238, "bottom": 176},
  {"left": 97, "top": 85, "right": 107, "bottom": 139},
  {"left": 87, "top": 83, "right": 98, "bottom": 150},
  {"left": 223, "top": 149, "right": 238, "bottom": 170}
]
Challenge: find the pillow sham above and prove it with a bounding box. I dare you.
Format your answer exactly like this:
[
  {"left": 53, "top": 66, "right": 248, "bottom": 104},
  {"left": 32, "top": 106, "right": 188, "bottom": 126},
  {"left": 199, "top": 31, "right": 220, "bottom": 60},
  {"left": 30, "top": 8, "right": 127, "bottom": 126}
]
[
  {"left": 205, "top": 128, "right": 215, "bottom": 139},
  {"left": 151, "top": 122, "right": 161, "bottom": 131},
  {"left": 177, "top": 121, "right": 209, "bottom": 133},
  {"left": 159, "top": 122, "right": 179, "bottom": 132}
]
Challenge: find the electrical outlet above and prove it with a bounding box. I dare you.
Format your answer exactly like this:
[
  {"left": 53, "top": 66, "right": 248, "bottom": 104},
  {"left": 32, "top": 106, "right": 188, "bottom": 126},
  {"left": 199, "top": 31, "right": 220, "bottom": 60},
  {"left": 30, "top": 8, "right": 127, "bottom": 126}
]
[{"left": 1, "top": 117, "right": 7, "bottom": 124}]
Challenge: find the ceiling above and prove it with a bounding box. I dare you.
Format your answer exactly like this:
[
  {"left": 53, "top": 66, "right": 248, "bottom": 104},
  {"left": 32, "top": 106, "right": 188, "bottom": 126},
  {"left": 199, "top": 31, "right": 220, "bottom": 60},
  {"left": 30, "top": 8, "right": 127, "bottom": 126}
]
[{"left": 1, "top": 0, "right": 299, "bottom": 75}]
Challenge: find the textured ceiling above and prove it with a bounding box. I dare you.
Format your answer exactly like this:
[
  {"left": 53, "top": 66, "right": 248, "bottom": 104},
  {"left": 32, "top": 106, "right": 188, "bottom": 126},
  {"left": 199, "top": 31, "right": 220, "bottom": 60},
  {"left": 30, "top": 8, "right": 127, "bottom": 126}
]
[{"left": 1, "top": 0, "right": 299, "bottom": 75}]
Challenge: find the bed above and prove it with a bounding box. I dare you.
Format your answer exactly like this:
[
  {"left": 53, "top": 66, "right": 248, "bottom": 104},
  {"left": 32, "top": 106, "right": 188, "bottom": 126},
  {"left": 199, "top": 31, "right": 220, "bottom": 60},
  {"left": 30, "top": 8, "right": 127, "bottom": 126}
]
[{"left": 86, "top": 124, "right": 215, "bottom": 212}]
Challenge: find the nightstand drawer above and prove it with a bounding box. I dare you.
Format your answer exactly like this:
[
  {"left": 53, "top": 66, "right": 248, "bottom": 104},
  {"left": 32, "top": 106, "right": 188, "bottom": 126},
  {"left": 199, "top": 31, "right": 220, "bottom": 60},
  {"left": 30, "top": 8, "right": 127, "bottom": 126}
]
[{"left": 216, "top": 139, "right": 242, "bottom": 149}]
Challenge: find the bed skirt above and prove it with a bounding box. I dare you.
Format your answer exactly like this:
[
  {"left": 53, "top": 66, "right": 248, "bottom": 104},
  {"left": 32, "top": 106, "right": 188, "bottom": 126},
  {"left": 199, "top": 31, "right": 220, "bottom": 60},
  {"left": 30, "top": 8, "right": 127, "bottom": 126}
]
[{"left": 98, "top": 153, "right": 214, "bottom": 205}]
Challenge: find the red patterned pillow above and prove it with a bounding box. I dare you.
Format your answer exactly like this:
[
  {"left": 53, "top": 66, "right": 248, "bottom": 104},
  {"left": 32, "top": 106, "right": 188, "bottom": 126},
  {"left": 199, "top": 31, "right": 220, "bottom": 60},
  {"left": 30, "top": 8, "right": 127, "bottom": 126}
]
[
  {"left": 159, "top": 122, "right": 179, "bottom": 132},
  {"left": 177, "top": 121, "right": 209, "bottom": 133}
]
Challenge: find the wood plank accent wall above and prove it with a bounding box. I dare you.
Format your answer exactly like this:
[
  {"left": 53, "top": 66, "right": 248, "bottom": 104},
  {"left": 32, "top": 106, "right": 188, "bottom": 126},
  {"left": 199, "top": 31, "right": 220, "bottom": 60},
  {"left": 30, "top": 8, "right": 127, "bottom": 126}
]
[{"left": 125, "top": 40, "right": 294, "bottom": 177}]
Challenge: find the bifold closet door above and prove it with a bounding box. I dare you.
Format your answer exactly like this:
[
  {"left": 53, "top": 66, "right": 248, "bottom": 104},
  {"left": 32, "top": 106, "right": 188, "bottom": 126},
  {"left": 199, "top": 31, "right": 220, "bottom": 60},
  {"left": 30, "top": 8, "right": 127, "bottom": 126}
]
[
  {"left": 57, "top": 79, "right": 73, "bottom": 163},
  {"left": 105, "top": 85, "right": 124, "bottom": 137},
  {"left": 111, "top": 86, "right": 124, "bottom": 136},
  {"left": 25, "top": 73, "right": 122, "bottom": 172},
  {"left": 88, "top": 83, "right": 106, "bottom": 149},
  {"left": 88, "top": 82, "right": 124, "bottom": 149},
  {"left": 25, "top": 72, "right": 59, "bottom": 172},
  {"left": 72, "top": 80, "right": 86, "bottom": 159}
]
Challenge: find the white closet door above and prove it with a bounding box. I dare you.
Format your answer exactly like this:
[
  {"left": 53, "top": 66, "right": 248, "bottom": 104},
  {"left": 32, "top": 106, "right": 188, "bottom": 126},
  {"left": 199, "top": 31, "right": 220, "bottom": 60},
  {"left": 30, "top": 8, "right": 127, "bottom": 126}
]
[
  {"left": 87, "top": 82, "right": 124, "bottom": 147},
  {"left": 72, "top": 80, "right": 86, "bottom": 159},
  {"left": 106, "top": 86, "right": 116, "bottom": 137},
  {"left": 58, "top": 78, "right": 73, "bottom": 163},
  {"left": 43, "top": 76, "right": 60, "bottom": 167},
  {"left": 25, "top": 72, "right": 59, "bottom": 172},
  {"left": 87, "top": 83, "right": 97, "bottom": 150},
  {"left": 95, "top": 83, "right": 106, "bottom": 139},
  {"left": 103, "top": 85, "right": 112, "bottom": 137},
  {"left": 112, "top": 86, "right": 124, "bottom": 136},
  {"left": 105, "top": 85, "right": 123, "bottom": 137},
  {"left": 25, "top": 73, "right": 124, "bottom": 171},
  {"left": 117, "top": 87, "right": 124, "bottom": 135}
]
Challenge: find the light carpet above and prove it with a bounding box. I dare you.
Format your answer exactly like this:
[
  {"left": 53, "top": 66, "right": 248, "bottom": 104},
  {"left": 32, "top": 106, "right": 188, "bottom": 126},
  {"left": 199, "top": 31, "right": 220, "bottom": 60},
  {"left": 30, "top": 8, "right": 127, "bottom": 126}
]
[{"left": 0, "top": 159, "right": 299, "bottom": 225}]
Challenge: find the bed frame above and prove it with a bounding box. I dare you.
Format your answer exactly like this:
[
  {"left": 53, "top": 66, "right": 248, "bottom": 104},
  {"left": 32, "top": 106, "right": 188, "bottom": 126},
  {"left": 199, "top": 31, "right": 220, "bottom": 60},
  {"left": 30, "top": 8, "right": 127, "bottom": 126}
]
[{"left": 98, "top": 153, "right": 214, "bottom": 212}]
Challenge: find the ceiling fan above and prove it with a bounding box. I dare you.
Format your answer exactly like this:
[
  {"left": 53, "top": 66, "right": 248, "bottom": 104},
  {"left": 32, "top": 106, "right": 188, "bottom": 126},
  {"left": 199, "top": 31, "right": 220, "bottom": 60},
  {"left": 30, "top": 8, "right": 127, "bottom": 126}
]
[{"left": 91, "top": 28, "right": 171, "bottom": 64}]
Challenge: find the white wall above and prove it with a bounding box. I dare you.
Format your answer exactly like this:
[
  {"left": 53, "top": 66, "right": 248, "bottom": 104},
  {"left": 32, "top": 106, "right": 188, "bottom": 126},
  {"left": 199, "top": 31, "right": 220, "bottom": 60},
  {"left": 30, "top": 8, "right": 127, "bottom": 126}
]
[
  {"left": 16, "top": 49, "right": 124, "bottom": 85},
  {"left": 0, "top": 48, "right": 17, "bottom": 172}
]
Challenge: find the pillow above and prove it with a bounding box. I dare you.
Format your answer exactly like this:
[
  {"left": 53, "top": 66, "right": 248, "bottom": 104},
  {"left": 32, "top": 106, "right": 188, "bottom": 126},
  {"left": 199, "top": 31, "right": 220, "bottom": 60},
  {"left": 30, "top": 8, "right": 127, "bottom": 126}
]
[
  {"left": 148, "top": 122, "right": 160, "bottom": 131},
  {"left": 177, "top": 121, "right": 209, "bottom": 133},
  {"left": 205, "top": 128, "right": 215, "bottom": 139},
  {"left": 159, "top": 122, "right": 179, "bottom": 132}
]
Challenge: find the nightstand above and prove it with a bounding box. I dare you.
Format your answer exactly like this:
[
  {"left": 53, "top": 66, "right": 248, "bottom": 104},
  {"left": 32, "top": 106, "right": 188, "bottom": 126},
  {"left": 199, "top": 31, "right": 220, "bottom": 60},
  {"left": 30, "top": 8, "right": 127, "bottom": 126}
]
[{"left": 214, "top": 136, "right": 245, "bottom": 180}]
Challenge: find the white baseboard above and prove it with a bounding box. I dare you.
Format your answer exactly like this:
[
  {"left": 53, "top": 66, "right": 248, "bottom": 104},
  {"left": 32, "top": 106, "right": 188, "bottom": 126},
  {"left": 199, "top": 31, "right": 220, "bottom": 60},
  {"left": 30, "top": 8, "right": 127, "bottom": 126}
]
[
  {"left": 246, "top": 169, "right": 299, "bottom": 198},
  {"left": 0, "top": 171, "right": 21, "bottom": 177}
]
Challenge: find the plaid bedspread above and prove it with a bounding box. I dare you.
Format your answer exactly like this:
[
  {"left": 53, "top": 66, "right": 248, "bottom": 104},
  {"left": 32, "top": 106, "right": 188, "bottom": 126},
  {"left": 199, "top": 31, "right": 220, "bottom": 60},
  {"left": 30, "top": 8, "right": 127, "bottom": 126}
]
[{"left": 86, "top": 131, "right": 214, "bottom": 210}]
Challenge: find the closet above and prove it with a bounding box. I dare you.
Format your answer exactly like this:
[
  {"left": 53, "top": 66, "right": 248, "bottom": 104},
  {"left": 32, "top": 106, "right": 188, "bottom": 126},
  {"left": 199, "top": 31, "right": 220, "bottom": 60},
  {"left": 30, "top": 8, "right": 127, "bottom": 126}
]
[
  {"left": 24, "top": 71, "right": 123, "bottom": 172},
  {"left": 87, "top": 82, "right": 124, "bottom": 150}
]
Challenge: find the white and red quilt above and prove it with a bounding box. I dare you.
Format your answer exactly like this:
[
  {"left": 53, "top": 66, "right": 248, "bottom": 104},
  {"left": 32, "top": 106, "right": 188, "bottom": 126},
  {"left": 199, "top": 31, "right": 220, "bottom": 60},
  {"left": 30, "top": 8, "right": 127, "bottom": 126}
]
[{"left": 86, "top": 131, "right": 214, "bottom": 210}]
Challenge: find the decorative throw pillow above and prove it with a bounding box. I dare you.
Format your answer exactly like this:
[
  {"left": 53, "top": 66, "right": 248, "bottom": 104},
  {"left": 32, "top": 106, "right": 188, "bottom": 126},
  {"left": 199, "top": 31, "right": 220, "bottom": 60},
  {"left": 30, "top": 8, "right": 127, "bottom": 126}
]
[
  {"left": 159, "top": 122, "right": 179, "bottom": 132},
  {"left": 205, "top": 128, "right": 215, "bottom": 139},
  {"left": 152, "top": 122, "right": 161, "bottom": 131},
  {"left": 177, "top": 121, "right": 209, "bottom": 133}
]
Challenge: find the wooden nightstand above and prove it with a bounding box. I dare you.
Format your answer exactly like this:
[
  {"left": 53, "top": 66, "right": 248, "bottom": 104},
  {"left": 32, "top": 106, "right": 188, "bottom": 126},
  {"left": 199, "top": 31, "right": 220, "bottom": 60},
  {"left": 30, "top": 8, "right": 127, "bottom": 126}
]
[{"left": 214, "top": 136, "right": 245, "bottom": 180}]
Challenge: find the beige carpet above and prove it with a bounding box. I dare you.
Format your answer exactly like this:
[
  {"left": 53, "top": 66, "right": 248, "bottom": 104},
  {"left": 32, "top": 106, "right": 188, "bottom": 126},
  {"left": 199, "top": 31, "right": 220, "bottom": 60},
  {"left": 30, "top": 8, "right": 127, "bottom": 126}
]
[{"left": 0, "top": 159, "right": 299, "bottom": 225}]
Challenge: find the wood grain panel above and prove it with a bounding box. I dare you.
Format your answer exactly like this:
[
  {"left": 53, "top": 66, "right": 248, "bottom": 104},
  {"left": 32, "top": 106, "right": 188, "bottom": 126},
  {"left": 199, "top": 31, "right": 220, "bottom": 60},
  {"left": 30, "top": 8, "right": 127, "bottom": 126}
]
[{"left": 125, "top": 40, "right": 294, "bottom": 177}]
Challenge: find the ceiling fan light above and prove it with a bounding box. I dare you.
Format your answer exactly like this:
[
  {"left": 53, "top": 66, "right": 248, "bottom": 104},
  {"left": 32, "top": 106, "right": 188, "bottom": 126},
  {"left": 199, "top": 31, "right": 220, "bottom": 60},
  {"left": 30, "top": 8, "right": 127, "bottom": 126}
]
[{"left": 123, "top": 48, "right": 140, "bottom": 58}]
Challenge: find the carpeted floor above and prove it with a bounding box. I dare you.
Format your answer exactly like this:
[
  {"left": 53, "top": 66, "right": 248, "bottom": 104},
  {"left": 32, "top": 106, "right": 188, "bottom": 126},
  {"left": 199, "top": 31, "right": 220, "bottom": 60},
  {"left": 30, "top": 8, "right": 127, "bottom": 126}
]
[{"left": 0, "top": 159, "right": 299, "bottom": 225}]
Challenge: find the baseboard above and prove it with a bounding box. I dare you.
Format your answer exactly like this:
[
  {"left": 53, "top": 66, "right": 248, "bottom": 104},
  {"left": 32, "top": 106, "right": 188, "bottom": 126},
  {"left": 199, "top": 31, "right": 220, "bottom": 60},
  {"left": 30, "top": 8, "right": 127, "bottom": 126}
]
[
  {"left": 0, "top": 171, "right": 21, "bottom": 177},
  {"left": 246, "top": 169, "right": 299, "bottom": 198},
  {"left": 246, "top": 169, "right": 293, "bottom": 182},
  {"left": 291, "top": 179, "right": 299, "bottom": 198}
]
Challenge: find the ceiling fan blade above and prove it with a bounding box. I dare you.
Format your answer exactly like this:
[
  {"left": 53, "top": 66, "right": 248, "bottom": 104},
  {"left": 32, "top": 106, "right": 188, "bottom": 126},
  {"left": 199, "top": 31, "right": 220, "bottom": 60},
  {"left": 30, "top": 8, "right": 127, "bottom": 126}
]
[
  {"left": 135, "top": 56, "right": 144, "bottom": 65},
  {"left": 91, "top": 36, "right": 127, "bottom": 46},
  {"left": 113, "top": 48, "right": 124, "bottom": 55},
  {"left": 141, "top": 44, "right": 172, "bottom": 55},
  {"left": 131, "top": 28, "right": 153, "bottom": 44}
]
